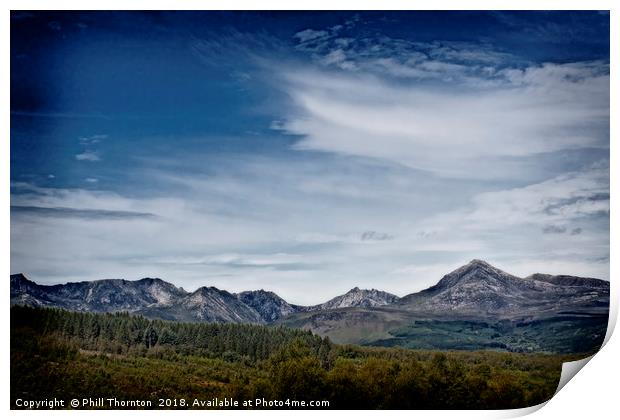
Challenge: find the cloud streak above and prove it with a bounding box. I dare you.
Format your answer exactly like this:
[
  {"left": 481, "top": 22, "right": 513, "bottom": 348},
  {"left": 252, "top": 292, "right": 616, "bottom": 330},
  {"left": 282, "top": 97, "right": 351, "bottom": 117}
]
[
  {"left": 11, "top": 205, "right": 156, "bottom": 220},
  {"left": 276, "top": 61, "right": 608, "bottom": 179},
  {"left": 75, "top": 151, "right": 101, "bottom": 162}
]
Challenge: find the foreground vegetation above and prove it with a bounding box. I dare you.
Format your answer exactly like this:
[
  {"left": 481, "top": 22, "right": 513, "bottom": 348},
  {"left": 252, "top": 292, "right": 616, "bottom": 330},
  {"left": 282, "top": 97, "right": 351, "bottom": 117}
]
[{"left": 11, "top": 306, "right": 587, "bottom": 409}]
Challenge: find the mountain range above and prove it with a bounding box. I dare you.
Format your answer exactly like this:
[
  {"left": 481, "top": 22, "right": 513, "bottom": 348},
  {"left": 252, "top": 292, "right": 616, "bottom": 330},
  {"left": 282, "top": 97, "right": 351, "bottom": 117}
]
[
  {"left": 10, "top": 272, "right": 394, "bottom": 324},
  {"left": 10, "top": 259, "right": 610, "bottom": 353}
]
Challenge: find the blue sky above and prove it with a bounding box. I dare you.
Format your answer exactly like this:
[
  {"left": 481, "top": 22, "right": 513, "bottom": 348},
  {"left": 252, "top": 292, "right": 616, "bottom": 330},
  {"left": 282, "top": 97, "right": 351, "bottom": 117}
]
[{"left": 10, "top": 11, "right": 610, "bottom": 304}]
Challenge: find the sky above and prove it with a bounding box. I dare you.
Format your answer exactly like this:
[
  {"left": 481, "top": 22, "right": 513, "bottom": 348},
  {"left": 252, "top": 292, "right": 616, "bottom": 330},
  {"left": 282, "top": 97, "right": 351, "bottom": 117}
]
[{"left": 10, "top": 11, "right": 610, "bottom": 305}]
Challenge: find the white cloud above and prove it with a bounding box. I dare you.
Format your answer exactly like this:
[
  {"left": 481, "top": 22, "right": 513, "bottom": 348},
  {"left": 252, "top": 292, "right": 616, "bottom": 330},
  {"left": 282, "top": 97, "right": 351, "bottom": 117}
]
[
  {"left": 320, "top": 49, "right": 357, "bottom": 70},
  {"left": 292, "top": 28, "right": 516, "bottom": 83},
  {"left": 11, "top": 145, "right": 610, "bottom": 304},
  {"left": 466, "top": 161, "right": 609, "bottom": 227},
  {"left": 427, "top": 42, "right": 512, "bottom": 64},
  {"left": 416, "top": 161, "right": 609, "bottom": 231},
  {"left": 79, "top": 134, "right": 108, "bottom": 146},
  {"left": 6, "top": 154, "right": 470, "bottom": 303},
  {"left": 294, "top": 29, "right": 329, "bottom": 43},
  {"left": 277, "top": 61, "right": 608, "bottom": 179},
  {"left": 75, "top": 151, "right": 101, "bottom": 162},
  {"left": 401, "top": 162, "right": 610, "bottom": 280}
]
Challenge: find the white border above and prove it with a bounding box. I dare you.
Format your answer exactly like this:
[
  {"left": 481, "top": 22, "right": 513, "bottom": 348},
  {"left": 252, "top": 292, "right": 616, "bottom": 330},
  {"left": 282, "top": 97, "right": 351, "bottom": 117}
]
[
  {"left": 2, "top": 1, "right": 617, "bottom": 419},
  {"left": 1, "top": 0, "right": 617, "bottom": 11}
]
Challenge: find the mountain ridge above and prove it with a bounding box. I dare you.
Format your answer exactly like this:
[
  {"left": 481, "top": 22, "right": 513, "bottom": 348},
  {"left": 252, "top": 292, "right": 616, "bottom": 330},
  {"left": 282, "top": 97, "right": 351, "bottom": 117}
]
[
  {"left": 10, "top": 273, "right": 401, "bottom": 324},
  {"left": 10, "top": 259, "right": 609, "bottom": 329}
]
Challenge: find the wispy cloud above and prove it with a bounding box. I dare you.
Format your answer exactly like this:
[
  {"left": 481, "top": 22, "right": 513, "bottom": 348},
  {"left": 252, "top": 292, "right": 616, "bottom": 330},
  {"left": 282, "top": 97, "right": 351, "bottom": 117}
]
[
  {"left": 465, "top": 161, "right": 609, "bottom": 227},
  {"left": 11, "top": 205, "right": 156, "bottom": 220},
  {"left": 402, "top": 161, "right": 609, "bottom": 279},
  {"left": 294, "top": 29, "right": 329, "bottom": 43},
  {"left": 542, "top": 225, "right": 568, "bottom": 234},
  {"left": 79, "top": 134, "right": 108, "bottom": 146},
  {"left": 293, "top": 22, "right": 517, "bottom": 84},
  {"left": 275, "top": 60, "right": 608, "bottom": 179},
  {"left": 360, "top": 231, "right": 394, "bottom": 242},
  {"left": 75, "top": 151, "right": 101, "bottom": 162}
]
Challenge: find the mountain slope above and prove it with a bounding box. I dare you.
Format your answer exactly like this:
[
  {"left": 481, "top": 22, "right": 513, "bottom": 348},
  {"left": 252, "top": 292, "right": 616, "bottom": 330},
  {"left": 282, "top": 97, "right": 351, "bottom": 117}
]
[{"left": 140, "top": 287, "right": 264, "bottom": 324}]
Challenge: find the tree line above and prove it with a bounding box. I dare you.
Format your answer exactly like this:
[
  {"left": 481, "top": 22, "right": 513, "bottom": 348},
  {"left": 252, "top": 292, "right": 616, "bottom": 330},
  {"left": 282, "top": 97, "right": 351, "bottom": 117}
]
[{"left": 11, "top": 305, "right": 330, "bottom": 362}]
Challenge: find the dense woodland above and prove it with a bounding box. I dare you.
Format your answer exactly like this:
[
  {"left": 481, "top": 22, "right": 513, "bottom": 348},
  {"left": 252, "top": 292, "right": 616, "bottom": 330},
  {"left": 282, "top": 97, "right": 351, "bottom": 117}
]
[{"left": 11, "top": 306, "right": 586, "bottom": 409}]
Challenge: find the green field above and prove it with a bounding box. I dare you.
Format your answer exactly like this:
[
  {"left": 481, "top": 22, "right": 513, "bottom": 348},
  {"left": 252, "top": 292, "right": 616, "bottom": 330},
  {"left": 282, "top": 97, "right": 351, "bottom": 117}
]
[{"left": 11, "top": 306, "right": 589, "bottom": 409}]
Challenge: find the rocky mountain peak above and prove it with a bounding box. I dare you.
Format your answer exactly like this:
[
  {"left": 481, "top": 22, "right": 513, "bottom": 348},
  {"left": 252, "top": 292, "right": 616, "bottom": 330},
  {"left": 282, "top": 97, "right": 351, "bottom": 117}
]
[
  {"left": 236, "top": 289, "right": 296, "bottom": 323},
  {"left": 191, "top": 286, "right": 226, "bottom": 298},
  {"left": 307, "top": 286, "right": 400, "bottom": 311},
  {"left": 10, "top": 273, "right": 40, "bottom": 299},
  {"left": 406, "top": 259, "right": 587, "bottom": 314},
  {"left": 425, "top": 259, "right": 517, "bottom": 293},
  {"left": 135, "top": 277, "right": 185, "bottom": 305},
  {"left": 136, "top": 277, "right": 164, "bottom": 284},
  {"left": 10, "top": 273, "right": 31, "bottom": 285},
  {"left": 468, "top": 259, "right": 493, "bottom": 268},
  {"left": 460, "top": 259, "right": 505, "bottom": 276}
]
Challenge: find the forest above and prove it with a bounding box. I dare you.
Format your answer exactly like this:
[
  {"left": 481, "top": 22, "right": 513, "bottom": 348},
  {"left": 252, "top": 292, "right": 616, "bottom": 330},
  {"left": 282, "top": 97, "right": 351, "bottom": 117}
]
[{"left": 11, "top": 306, "right": 587, "bottom": 409}]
